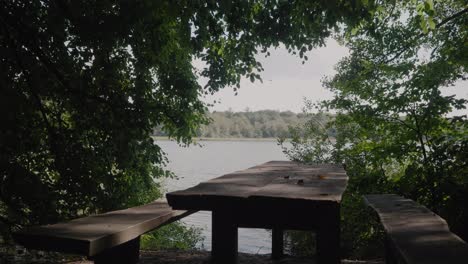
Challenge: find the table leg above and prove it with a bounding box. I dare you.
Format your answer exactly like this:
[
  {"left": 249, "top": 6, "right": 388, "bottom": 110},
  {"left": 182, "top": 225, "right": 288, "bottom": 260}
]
[
  {"left": 272, "top": 228, "right": 284, "bottom": 259},
  {"left": 317, "top": 208, "right": 341, "bottom": 264},
  {"left": 212, "top": 210, "right": 238, "bottom": 264}
]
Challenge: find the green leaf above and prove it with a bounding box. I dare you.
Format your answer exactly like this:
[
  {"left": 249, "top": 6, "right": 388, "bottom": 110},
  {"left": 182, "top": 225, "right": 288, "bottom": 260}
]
[
  {"left": 428, "top": 17, "right": 436, "bottom": 30},
  {"left": 420, "top": 19, "right": 428, "bottom": 33},
  {"left": 250, "top": 74, "right": 255, "bottom": 83},
  {"left": 424, "top": 0, "right": 434, "bottom": 12}
]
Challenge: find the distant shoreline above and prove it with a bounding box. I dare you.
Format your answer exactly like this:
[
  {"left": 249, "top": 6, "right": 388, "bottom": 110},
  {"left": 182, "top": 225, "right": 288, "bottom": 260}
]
[{"left": 152, "top": 136, "right": 284, "bottom": 142}]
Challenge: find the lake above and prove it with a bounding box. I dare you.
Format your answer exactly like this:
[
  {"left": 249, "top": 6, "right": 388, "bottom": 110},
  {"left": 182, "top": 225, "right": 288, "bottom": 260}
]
[{"left": 157, "top": 139, "right": 288, "bottom": 254}]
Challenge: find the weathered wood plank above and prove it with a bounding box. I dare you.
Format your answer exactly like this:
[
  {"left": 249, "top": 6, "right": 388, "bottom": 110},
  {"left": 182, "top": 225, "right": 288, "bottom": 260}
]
[
  {"left": 13, "top": 201, "right": 193, "bottom": 257},
  {"left": 250, "top": 172, "right": 347, "bottom": 202},
  {"left": 364, "top": 194, "right": 468, "bottom": 264}
]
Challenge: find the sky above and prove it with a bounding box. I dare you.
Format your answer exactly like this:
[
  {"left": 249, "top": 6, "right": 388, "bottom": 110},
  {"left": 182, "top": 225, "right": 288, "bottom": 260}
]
[{"left": 198, "top": 39, "right": 467, "bottom": 115}]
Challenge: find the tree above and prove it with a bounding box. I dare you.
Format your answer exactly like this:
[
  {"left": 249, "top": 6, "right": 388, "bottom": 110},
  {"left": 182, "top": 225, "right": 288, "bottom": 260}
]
[
  {"left": 0, "top": 0, "right": 375, "bottom": 240},
  {"left": 324, "top": 0, "right": 467, "bottom": 214},
  {"left": 282, "top": 0, "right": 468, "bottom": 256}
]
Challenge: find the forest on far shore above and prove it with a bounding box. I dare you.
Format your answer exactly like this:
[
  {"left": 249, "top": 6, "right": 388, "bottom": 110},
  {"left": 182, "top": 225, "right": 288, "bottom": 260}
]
[{"left": 153, "top": 110, "right": 334, "bottom": 138}]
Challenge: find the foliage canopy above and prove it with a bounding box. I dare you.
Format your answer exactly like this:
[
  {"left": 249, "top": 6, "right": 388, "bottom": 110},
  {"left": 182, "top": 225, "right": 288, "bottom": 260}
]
[{"left": 0, "top": 0, "right": 376, "bottom": 240}]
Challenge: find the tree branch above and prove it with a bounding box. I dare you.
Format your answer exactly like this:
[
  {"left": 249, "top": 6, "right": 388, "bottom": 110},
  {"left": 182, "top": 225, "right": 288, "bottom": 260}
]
[
  {"left": 384, "top": 7, "right": 468, "bottom": 63},
  {"left": 436, "top": 7, "right": 468, "bottom": 29}
]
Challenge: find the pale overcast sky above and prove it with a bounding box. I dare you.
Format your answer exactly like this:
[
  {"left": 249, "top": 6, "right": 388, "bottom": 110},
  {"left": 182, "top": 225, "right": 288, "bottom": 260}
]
[{"left": 199, "top": 39, "right": 467, "bottom": 115}]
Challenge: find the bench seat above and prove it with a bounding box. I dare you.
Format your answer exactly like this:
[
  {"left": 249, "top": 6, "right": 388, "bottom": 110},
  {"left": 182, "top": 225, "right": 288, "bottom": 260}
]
[
  {"left": 13, "top": 201, "right": 193, "bottom": 263},
  {"left": 364, "top": 194, "right": 468, "bottom": 264}
]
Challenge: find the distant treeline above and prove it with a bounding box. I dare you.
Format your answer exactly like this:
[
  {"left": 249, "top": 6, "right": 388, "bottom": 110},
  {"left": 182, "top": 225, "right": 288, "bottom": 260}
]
[{"left": 153, "top": 110, "right": 316, "bottom": 138}]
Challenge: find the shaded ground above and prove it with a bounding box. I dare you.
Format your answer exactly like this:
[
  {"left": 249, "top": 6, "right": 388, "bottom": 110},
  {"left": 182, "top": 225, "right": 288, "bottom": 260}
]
[
  {"left": 1, "top": 248, "right": 384, "bottom": 264},
  {"left": 139, "top": 250, "right": 383, "bottom": 264}
]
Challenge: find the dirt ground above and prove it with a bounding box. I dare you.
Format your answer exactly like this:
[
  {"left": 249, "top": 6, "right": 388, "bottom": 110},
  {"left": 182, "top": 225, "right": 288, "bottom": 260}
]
[
  {"left": 67, "top": 250, "right": 384, "bottom": 264},
  {"left": 1, "top": 248, "right": 384, "bottom": 264}
]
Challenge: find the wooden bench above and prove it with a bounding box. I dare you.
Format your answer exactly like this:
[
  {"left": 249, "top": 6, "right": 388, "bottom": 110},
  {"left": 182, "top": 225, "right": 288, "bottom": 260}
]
[
  {"left": 13, "top": 201, "right": 194, "bottom": 264},
  {"left": 364, "top": 194, "right": 468, "bottom": 264}
]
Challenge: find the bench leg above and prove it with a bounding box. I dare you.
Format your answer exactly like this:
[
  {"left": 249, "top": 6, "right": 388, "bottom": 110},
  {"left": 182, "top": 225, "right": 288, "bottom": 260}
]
[
  {"left": 211, "top": 210, "right": 238, "bottom": 264},
  {"left": 317, "top": 208, "right": 340, "bottom": 264},
  {"left": 91, "top": 236, "right": 140, "bottom": 264},
  {"left": 272, "top": 228, "right": 284, "bottom": 260},
  {"left": 385, "top": 236, "right": 397, "bottom": 264}
]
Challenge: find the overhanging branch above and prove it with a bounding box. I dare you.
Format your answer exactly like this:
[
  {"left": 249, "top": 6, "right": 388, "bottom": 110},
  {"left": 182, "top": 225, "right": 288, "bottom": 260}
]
[{"left": 384, "top": 7, "right": 468, "bottom": 64}]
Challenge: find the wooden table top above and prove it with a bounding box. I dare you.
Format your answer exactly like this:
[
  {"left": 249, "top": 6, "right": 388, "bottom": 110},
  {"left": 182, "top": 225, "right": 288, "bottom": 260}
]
[{"left": 166, "top": 161, "right": 348, "bottom": 211}]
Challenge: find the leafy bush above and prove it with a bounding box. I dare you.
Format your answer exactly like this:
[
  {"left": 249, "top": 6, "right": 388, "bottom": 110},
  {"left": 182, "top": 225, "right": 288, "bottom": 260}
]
[
  {"left": 280, "top": 100, "right": 467, "bottom": 258},
  {"left": 141, "top": 222, "right": 202, "bottom": 250}
]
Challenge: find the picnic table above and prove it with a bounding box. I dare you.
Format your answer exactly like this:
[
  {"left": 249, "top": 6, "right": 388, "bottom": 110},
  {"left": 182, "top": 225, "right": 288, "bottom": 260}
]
[{"left": 166, "top": 160, "right": 348, "bottom": 264}]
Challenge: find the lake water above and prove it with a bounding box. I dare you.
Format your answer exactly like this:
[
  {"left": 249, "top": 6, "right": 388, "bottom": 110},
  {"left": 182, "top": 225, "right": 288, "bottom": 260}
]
[{"left": 157, "top": 139, "right": 288, "bottom": 254}]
